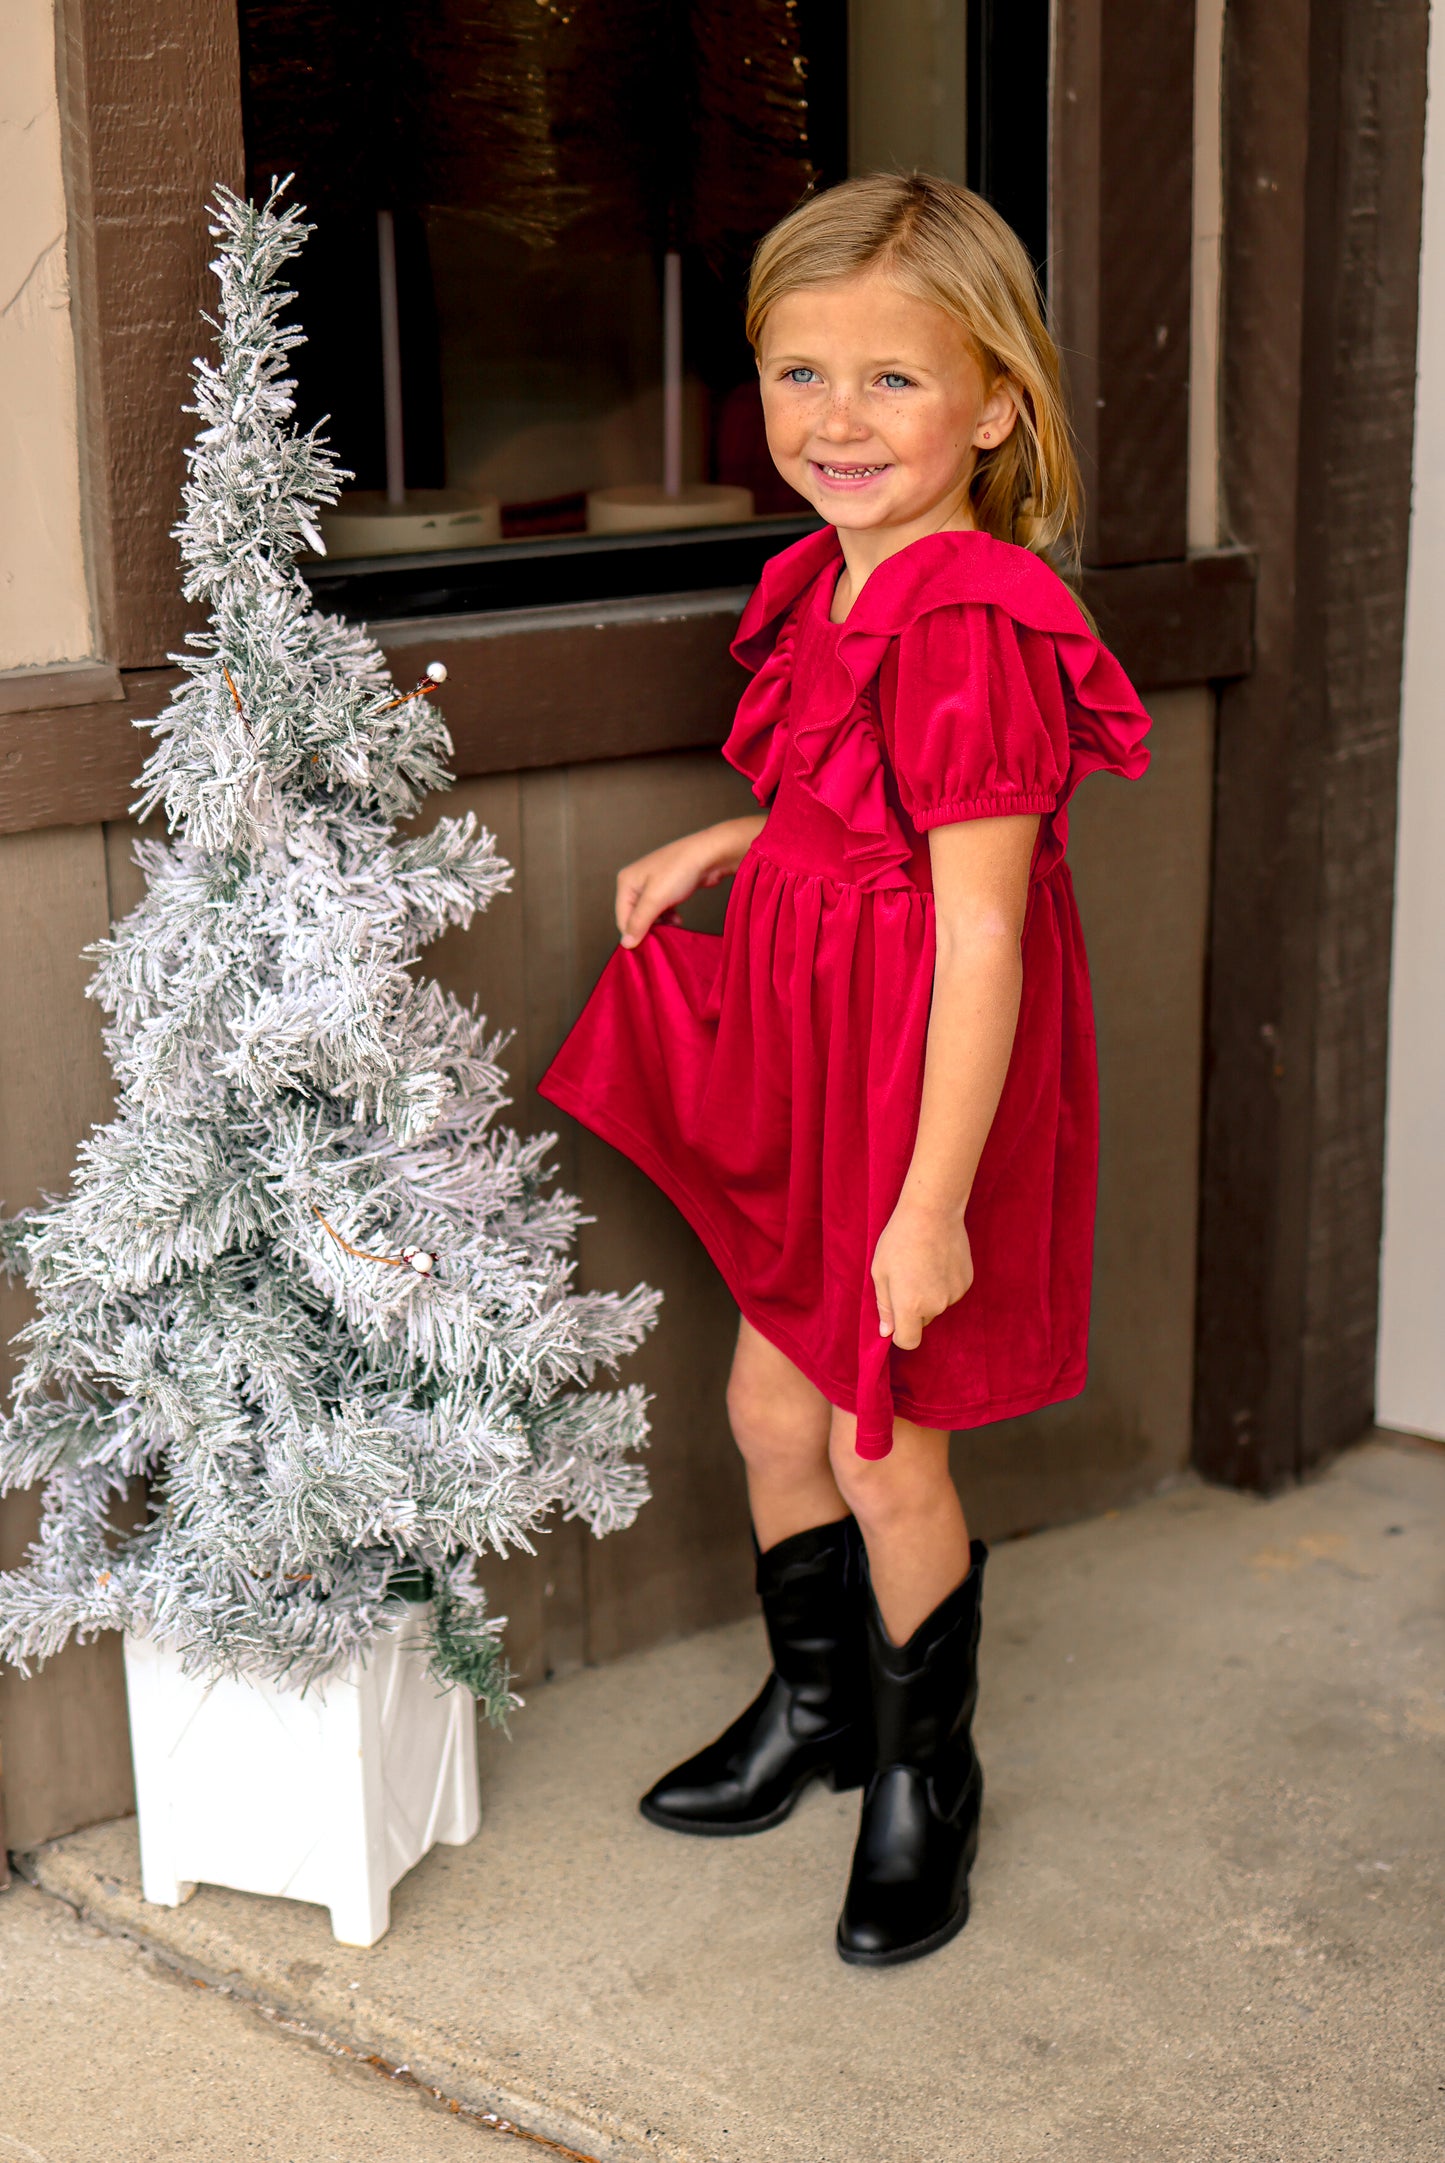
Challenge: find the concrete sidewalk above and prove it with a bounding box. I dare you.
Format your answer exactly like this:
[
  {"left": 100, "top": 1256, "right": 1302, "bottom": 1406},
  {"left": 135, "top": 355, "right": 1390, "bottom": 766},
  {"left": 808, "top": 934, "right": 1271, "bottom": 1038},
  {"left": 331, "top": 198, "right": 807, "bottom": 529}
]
[
  {"left": 22, "top": 1434, "right": 1445, "bottom": 2163},
  {"left": 0, "top": 1877, "right": 496, "bottom": 2160}
]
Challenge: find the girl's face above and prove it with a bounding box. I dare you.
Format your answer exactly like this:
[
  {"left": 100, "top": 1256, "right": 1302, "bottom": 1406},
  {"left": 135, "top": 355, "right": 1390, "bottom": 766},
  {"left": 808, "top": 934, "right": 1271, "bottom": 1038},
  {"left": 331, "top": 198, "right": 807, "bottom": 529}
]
[{"left": 758, "top": 270, "right": 1018, "bottom": 537}]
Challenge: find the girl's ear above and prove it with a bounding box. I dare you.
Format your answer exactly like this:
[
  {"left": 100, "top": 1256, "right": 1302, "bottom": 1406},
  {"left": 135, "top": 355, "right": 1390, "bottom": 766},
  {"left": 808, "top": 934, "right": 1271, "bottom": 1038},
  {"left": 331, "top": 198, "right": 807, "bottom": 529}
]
[{"left": 973, "top": 376, "right": 1021, "bottom": 449}]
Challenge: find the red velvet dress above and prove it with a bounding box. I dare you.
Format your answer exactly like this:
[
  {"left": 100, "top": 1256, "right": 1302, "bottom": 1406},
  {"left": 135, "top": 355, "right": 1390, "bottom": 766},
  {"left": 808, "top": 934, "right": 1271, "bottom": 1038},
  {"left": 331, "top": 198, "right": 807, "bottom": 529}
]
[{"left": 539, "top": 528, "right": 1152, "bottom": 1456}]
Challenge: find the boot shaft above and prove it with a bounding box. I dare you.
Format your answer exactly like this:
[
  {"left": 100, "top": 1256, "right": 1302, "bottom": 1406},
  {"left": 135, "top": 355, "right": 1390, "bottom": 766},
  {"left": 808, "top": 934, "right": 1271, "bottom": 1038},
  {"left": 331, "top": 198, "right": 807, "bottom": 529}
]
[
  {"left": 836, "top": 1540, "right": 989, "bottom": 1966},
  {"left": 755, "top": 1516, "right": 868, "bottom": 1730},
  {"left": 866, "top": 1540, "right": 987, "bottom": 1775}
]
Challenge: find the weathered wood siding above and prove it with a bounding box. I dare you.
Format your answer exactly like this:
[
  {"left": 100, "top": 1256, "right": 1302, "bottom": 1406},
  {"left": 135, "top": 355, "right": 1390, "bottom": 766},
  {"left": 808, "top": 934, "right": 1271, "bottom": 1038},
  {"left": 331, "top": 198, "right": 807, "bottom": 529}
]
[
  {"left": 956, "top": 688, "right": 1215, "bottom": 1523},
  {"left": 0, "top": 827, "right": 138, "bottom": 1848},
  {"left": 0, "top": 684, "right": 1212, "bottom": 1836}
]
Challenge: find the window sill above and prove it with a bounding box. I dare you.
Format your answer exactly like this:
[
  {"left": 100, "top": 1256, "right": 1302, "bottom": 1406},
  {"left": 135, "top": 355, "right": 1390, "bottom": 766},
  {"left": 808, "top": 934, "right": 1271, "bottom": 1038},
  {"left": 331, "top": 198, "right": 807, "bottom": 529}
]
[
  {"left": 302, "top": 516, "right": 818, "bottom": 626},
  {"left": 0, "top": 551, "right": 1254, "bottom": 837}
]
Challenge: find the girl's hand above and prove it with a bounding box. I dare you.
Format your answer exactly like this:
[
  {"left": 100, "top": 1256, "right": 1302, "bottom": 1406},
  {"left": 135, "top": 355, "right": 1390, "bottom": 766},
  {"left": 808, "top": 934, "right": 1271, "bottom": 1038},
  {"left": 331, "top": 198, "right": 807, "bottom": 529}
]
[
  {"left": 872, "top": 1199, "right": 975, "bottom": 1350},
  {"left": 616, "top": 818, "right": 763, "bottom": 948}
]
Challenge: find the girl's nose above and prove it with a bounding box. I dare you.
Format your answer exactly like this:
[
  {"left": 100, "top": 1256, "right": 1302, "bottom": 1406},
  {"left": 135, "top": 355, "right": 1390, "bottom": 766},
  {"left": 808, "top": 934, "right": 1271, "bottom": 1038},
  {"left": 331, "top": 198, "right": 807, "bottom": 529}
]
[{"left": 818, "top": 397, "right": 868, "bottom": 442}]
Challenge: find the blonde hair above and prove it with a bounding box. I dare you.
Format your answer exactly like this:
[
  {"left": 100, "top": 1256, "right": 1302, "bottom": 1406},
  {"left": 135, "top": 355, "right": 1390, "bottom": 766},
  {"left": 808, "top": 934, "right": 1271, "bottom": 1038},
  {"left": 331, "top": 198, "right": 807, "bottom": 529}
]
[{"left": 746, "top": 173, "right": 1082, "bottom": 572}]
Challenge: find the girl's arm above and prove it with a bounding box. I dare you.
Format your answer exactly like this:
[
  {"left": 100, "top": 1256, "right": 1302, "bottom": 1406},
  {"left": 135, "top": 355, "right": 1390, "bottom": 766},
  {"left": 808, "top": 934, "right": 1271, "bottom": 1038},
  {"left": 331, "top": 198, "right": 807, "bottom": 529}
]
[
  {"left": 871, "top": 813, "right": 1040, "bottom": 1349},
  {"left": 616, "top": 816, "right": 766, "bottom": 949}
]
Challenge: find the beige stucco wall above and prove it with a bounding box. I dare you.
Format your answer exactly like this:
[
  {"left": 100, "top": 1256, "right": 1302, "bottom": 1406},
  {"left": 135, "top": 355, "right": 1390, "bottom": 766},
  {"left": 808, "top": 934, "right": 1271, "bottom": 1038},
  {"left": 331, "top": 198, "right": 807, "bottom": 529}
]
[
  {"left": 1188, "top": 0, "right": 1226, "bottom": 550},
  {"left": 1378, "top": 3, "right": 1445, "bottom": 1441},
  {"left": 0, "top": 0, "right": 92, "bottom": 671}
]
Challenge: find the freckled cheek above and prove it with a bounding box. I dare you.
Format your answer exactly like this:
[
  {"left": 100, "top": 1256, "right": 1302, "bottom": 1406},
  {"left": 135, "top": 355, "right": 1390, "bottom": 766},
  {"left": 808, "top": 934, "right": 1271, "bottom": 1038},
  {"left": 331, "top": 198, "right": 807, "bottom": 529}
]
[
  {"left": 897, "top": 426, "right": 961, "bottom": 483},
  {"left": 762, "top": 406, "right": 813, "bottom": 465}
]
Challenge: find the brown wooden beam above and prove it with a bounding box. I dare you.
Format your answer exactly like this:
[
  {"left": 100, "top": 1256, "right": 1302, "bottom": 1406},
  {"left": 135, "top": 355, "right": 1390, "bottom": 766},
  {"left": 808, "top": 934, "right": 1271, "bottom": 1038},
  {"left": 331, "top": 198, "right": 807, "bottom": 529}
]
[
  {"left": 0, "top": 670, "right": 179, "bottom": 834},
  {"left": 53, "top": 0, "right": 245, "bottom": 668},
  {"left": 0, "top": 556, "right": 1254, "bottom": 838},
  {"left": 1083, "top": 551, "right": 1254, "bottom": 692},
  {"left": 0, "top": 663, "right": 123, "bottom": 717},
  {"left": 1194, "top": 0, "right": 1428, "bottom": 1490},
  {"left": 386, "top": 606, "right": 752, "bottom": 781}
]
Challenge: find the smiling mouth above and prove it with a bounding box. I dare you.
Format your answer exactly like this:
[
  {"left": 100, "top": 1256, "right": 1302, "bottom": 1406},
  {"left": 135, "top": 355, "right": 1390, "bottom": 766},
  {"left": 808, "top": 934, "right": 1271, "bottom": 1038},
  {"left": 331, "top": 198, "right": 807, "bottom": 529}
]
[{"left": 813, "top": 461, "right": 890, "bottom": 481}]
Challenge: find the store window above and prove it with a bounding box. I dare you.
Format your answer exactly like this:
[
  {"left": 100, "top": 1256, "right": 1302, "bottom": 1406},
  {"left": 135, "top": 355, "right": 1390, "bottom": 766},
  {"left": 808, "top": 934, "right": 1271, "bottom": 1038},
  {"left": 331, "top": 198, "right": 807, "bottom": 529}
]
[{"left": 238, "top": 1, "right": 1047, "bottom": 619}]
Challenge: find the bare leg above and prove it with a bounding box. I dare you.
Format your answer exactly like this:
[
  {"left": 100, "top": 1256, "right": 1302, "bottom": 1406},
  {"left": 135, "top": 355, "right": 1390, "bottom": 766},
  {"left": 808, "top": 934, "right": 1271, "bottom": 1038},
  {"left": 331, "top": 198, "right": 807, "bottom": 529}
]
[
  {"left": 637, "top": 1319, "right": 867, "bottom": 1835},
  {"left": 828, "top": 1407, "right": 971, "bottom": 1643},
  {"left": 727, "top": 1317, "right": 846, "bottom": 1548}
]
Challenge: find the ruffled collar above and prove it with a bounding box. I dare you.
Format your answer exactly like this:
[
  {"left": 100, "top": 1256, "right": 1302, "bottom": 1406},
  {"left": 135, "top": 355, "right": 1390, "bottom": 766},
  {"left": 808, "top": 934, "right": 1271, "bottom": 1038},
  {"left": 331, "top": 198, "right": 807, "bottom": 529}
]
[
  {"left": 723, "top": 538, "right": 915, "bottom": 886},
  {"left": 731, "top": 525, "right": 1100, "bottom": 668},
  {"left": 725, "top": 526, "right": 1149, "bottom": 887}
]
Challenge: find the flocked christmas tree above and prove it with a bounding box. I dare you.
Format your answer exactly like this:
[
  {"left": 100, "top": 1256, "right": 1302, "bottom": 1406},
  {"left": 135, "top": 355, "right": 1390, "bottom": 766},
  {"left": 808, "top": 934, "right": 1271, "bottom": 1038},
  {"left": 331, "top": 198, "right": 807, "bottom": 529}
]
[{"left": 0, "top": 186, "right": 656, "bottom": 1718}]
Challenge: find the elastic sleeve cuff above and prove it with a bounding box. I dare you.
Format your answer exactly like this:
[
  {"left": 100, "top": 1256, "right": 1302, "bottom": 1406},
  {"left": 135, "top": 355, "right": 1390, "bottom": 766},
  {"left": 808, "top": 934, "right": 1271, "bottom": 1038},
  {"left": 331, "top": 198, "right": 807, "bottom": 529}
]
[{"left": 908, "top": 789, "right": 1059, "bottom": 831}]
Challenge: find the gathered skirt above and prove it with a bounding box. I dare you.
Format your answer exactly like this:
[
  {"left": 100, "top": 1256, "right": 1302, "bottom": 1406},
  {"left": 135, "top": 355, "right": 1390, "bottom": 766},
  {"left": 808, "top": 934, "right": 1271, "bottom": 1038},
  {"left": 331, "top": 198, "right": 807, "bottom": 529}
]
[{"left": 539, "top": 840, "right": 1099, "bottom": 1455}]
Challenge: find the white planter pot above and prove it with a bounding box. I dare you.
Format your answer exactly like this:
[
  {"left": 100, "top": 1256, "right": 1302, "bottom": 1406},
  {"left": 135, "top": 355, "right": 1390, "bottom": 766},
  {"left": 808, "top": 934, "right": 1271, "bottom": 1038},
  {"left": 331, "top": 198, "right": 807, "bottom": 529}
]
[{"left": 122, "top": 1602, "right": 480, "bottom": 1946}]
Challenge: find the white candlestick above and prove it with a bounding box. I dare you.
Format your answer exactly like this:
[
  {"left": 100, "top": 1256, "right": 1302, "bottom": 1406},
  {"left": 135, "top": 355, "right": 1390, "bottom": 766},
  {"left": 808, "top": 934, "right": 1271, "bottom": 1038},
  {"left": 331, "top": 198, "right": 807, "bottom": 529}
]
[
  {"left": 378, "top": 209, "right": 405, "bottom": 509},
  {"left": 663, "top": 249, "right": 683, "bottom": 499}
]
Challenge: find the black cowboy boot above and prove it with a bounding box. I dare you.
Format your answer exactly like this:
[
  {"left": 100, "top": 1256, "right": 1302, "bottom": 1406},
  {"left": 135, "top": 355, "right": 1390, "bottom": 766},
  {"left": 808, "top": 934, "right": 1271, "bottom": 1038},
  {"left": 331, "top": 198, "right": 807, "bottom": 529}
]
[
  {"left": 836, "top": 1538, "right": 988, "bottom": 1966},
  {"left": 640, "top": 1516, "right": 872, "bottom": 1836}
]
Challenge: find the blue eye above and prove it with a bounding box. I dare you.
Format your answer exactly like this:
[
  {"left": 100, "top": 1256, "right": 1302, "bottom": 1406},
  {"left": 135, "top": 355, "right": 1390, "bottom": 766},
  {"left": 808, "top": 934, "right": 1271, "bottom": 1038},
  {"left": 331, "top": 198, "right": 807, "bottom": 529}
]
[
  {"left": 783, "top": 367, "right": 819, "bottom": 384},
  {"left": 879, "top": 372, "right": 913, "bottom": 391}
]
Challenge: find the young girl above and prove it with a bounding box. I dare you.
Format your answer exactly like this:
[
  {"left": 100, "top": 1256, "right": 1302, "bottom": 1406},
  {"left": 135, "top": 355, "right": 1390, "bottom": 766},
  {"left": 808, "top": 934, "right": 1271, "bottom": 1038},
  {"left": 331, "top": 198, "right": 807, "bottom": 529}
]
[{"left": 539, "top": 173, "right": 1151, "bottom": 1967}]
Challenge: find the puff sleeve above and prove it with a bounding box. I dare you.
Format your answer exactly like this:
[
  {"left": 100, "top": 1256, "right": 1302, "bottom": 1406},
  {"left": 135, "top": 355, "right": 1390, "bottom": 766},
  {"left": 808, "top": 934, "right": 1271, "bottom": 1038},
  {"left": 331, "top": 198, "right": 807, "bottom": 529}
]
[
  {"left": 885, "top": 603, "right": 1068, "bottom": 829},
  {"left": 882, "top": 599, "right": 1151, "bottom": 873}
]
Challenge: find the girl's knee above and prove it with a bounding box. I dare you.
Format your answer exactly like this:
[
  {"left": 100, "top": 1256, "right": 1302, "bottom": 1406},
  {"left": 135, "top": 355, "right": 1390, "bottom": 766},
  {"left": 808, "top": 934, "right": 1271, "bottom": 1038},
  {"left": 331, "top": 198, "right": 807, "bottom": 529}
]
[
  {"left": 726, "top": 1368, "right": 825, "bottom": 1478},
  {"left": 827, "top": 1420, "right": 952, "bottom": 1530},
  {"left": 828, "top": 1428, "right": 893, "bottom": 1526}
]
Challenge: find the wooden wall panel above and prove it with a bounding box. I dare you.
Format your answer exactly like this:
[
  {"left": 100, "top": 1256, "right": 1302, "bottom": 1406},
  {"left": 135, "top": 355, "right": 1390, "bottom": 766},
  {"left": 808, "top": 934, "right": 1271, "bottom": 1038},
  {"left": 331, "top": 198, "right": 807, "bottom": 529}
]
[
  {"left": 411, "top": 757, "right": 764, "bottom": 1684},
  {"left": 505, "top": 770, "right": 594, "bottom": 1679},
  {"left": 1294, "top": 3, "right": 1430, "bottom": 1460},
  {"left": 2, "top": 684, "right": 1216, "bottom": 1826},
  {"left": 102, "top": 817, "right": 152, "bottom": 920},
  {"left": 0, "top": 825, "right": 134, "bottom": 1850},
  {"left": 548, "top": 757, "right": 762, "bottom": 1666},
  {"left": 953, "top": 689, "right": 1215, "bottom": 1528},
  {"left": 407, "top": 776, "right": 581, "bottom": 1688}
]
